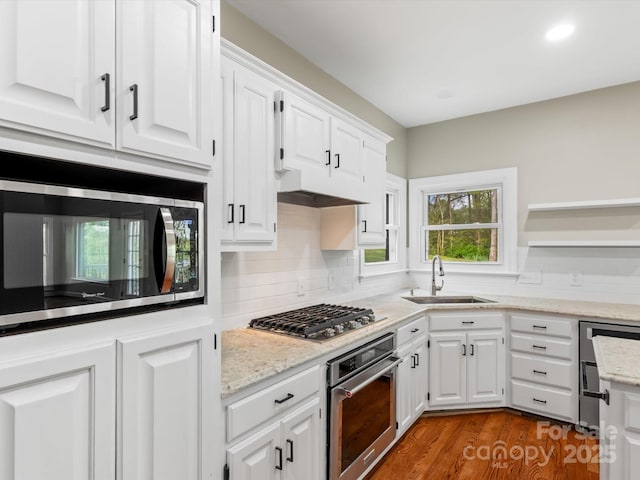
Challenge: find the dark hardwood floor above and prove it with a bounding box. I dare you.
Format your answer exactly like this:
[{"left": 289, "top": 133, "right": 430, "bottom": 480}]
[{"left": 365, "top": 410, "right": 599, "bottom": 480}]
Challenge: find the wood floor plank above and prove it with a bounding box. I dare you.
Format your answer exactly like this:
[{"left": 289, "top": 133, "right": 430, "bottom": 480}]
[{"left": 365, "top": 411, "right": 599, "bottom": 480}]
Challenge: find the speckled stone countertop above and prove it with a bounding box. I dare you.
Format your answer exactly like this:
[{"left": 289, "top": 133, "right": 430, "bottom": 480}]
[
  {"left": 593, "top": 336, "right": 640, "bottom": 387},
  {"left": 221, "top": 290, "right": 640, "bottom": 398}
]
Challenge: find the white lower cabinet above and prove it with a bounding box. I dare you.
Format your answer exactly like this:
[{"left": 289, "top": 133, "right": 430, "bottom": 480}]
[
  {"left": 396, "top": 316, "right": 428, "bottom": 435},
  {"left": 226, "top": 398, "right": 321, "bottom": 480},
  {"left": 508, "top": 313, "right": 578, "bottom": 423},
  {"left": 0, "top": 342, "right": 115, "bottom": 480},
  {"left": 599, "top": 380, "right": 640, "bottom": 480},
  {"left": 0, "top": 321, "right": 213, "bottom": 480},
  {"left": 428, "top": 312, "right": 505, "bottom": 408}
]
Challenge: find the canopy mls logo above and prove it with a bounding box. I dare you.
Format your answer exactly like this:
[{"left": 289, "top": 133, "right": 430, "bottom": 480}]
[{"left": 462, "top": 421, "right": 617, "bottom": 468}]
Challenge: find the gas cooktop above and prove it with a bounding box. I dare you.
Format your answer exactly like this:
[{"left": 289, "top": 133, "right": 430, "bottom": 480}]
[{"left": 248, "top": 303, "right": 383, "bottom": 341}]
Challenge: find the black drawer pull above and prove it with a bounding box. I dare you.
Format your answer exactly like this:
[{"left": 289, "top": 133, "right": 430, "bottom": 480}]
[
  {"left": 533, "top": 398, "right": 547, "bottom": 405},
  {"left": 532, "top": 345, "right": 547, "bottom": 350},
  {"left": 533, "top": 325, "right": 547, "bottom": 330},
  {"left": 410, "top": 328, "right": 420, "bottom": 333},
  {"left": 100, "top": 73, "right": 110, "bottom": 112},
  {"left": 275, "top": 446, "right": 283, "bottom": 470},
  {"left": 286, "top": 439, "right": 294, "bottom": 462},
  {"left": 274, "top": 393, "right": 294, "bottom": 404},
  {"left": 533, "top": 369, "right": 547, "bottom": 375},
  {"left": 129, "top": 84, "right": 138, "bottom": 120},
  {"left": 462, "top": 321, "right": 475, "bottom": 325}
]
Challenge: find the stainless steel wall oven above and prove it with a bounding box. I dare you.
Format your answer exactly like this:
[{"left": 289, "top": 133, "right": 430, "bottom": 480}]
[{"left": 327, "top": 332, "right": 399, "bottom": 480}]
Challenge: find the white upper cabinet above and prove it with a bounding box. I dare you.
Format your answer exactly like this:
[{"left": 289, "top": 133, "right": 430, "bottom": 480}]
[
  {"left": 221, "top": 57, "right": 277, "bottom": 250},
  {"left": 0, "top": 0, "right": 115, "bottom": 146},
  {"left": 276, "top": 90, "right": 331, "bottom": 176},
  {"left": 117, "top": 0, "right": 213, "bottom": 167},
  {"left": 329, "top": 117, "right": 363, "bottom": 189},
  {"left": 358, "top": 135, "right": 387, "bottom": 246},
  {"left": 0, "top": 0, "right": 216, "bottom": 169}
]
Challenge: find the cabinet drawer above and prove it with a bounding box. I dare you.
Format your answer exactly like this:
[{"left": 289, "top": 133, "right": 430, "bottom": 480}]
[
  {"left": 398, "top": 316, "right": 427, "bottom": 345},
  {"left": 227, "top": 365, "right": 320, "bottom": 441},
  {"left": 510, "top": 313, "right": 574, "bottom": 338},
  {"left": 430, "top": 312, "right": 503, "bottom": 332},
  {"left": 511, "top": 380, "right": 575, "bottom": 422},
  {"left": 510, "top": 353, "right": 574, "bottom": 390},
  {"left": 510, "top": 333, "right": 573, "bottom": 360}
]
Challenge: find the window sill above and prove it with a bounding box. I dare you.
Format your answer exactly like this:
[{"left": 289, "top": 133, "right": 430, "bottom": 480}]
[
  {"left": 360, "top": 268, "right": 409, "bottom": 279},
  {"left": 408, "top": 269, "right": 519, "bottom": 278}
]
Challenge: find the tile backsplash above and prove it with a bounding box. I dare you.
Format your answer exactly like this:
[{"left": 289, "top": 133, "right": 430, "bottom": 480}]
[
  {"left": 221, "top": 203, "right": 406, "bottom": 331},
  {"left": 222, "top": 204, "right": 640, "bottom": 331}
]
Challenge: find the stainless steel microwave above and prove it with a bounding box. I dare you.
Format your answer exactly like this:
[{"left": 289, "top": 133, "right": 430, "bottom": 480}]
[{"left": 0, "top": 180, "right": 204, "bottom": 328}]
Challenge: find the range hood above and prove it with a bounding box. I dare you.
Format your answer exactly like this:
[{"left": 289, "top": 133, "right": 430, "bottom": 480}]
[
  {"left": 277, "top": 169, "right": 368, "bottom": 208},
  {"left": 277, "top": 191, "right": 364, "bottom": 208}
]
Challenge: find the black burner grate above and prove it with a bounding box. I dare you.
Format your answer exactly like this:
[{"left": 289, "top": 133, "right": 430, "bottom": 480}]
[{"left": 249, "top": 304, "right": 374, "bottom": 339}]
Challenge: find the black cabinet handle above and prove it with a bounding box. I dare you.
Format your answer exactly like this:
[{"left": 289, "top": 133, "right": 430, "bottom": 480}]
[
  {"left": 334, "top": 153, "right": 340, "bottom": 168},
  {"left": 362, "top": 220, "right": 367, "bottom": 233},
  {"left": 228, "top": 204, "right": 234, "bottom": 224},
  {"left": 532, "top": 344, "right": 547, "bottom": 350},
  {"left": 239, "top": 205, "right": 246, "bottom": 224},
  {"left": 100, "top": 73, "right": 110, "bottom": 112},
  {"left": 415, "top": 353, "right": 420, "bottom": 366},
  {"left": 286, "top": 439, "right": 294, "bottom": 462},
  {"left": 129, "top": 84, "right": 138, "bottom": 120},
  {"left": 325, "top": 149, "right": 331, "bottom": 166},
  {"left": 533, "top": 369, "right": 547, "bottom": 376},
  {"left": 462, "top": 321, "right": 475, "bottom": 325},
  {"left": 274, "top": 393, "right": 294, "bottom": 404},
  {"left": 410, "top": 355, "right": 416, "bottom": 369},
  {"left": 410, "top": 328, "right": 419, "bottom": 333},
  {"left": 275, "top": 446, "right": 283, "bottom": 470},
  {"left": 533, "top": 325, "right": 547, "bottom": 330},
  {"left": 470, "top": 344, "right": 474, "bottom": 356},
  {"left": 462, "top": 344, "right": 467, "bottom": 356},
  {"left": 533, "top": 398, "right": 547, "bottom": 405}
]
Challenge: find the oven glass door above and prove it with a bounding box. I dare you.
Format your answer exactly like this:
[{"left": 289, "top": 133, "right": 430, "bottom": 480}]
[
  {"left": 330, "top": 358, "right": 398, "bottom": 480},
  {"left": 1, "top": 187, "right": 199, "bottom": 321}
]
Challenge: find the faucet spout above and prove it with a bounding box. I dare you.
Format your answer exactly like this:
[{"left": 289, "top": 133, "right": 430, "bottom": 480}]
[{"left": 431, "top": 255, "right": 445, "bottom": 296}]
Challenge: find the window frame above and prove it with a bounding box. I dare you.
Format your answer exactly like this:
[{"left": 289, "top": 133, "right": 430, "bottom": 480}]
[
  {"left": 361, "top": 173, "right": 407, "bottom": 276},
  {"left": 409, "top": 168, "right": 518, "bottom": 275}
]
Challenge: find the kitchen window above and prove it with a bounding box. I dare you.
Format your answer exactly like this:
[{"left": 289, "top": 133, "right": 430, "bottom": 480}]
[
  {"left": 409, "top": 168, "right": 517, "bottom": 274},
  {"left": 362, "top": 173, "right": 407, "bottom": 276}
]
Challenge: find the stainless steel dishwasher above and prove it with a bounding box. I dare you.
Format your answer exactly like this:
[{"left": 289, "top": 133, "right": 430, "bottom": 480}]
[{"left": 579, "top": 320, "right": 640, "bottom": 429}]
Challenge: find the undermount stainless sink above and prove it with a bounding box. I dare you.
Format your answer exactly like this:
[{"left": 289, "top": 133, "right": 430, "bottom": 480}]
[{"left": 402, "top": 295, "right": 495, "bottom": 305}]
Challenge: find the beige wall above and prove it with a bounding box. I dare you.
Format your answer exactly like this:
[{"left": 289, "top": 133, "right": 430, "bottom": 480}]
[
  {"left": 220, "top": 0, "right": 407, "bottom": 177},
  {"left": 407, "top": 81, "right": 640, "bottom": 245}
]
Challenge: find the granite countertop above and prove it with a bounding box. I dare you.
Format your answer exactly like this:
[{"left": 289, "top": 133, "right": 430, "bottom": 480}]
[
  {"left": 221, "top": 290, "right": 640, "bottom": 399},
  {"left": 593, "top": 336, "right": 640, "bottom": 387}
]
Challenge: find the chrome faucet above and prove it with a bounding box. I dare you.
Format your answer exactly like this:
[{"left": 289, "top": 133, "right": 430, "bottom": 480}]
[{"left": 431, "top": 255, "right": 445, "bottom": 295}]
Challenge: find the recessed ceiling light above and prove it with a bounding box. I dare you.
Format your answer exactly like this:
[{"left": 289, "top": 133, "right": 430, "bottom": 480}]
[{"left": 545, "top": 24, "right": 575, "bottom": 42}]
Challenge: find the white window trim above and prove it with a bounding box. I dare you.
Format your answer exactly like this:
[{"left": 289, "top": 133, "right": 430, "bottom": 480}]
[
  {"left": 409, "top": 167, "right": 518, "bottom": 275},
  {"left": 360, "top": 173, "right": 407, "bottom": 277}
]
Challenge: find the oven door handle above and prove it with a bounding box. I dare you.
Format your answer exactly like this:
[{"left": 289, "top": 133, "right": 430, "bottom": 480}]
[
  {"left": 580, "top": 360, "right": 610, "bottom": 405},
  {"left": 335, "top": 356, "right": 401, "bottom": 398}
]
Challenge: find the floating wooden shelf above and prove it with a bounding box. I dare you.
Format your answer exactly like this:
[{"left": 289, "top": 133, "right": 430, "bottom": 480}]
[
  {"left": 528, "top": 240, "right": 640, "bottom": 247},
  {"left": 528, "top": 198, "right": 640, "bottom": 212}
]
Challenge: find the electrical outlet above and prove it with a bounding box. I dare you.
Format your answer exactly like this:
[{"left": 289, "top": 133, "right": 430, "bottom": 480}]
[
  {"left": 297, "top": 277, "right": 306, "bottom": 296},
  {"left": 570, "top": 271, "right": 583, "bottom": 286}
]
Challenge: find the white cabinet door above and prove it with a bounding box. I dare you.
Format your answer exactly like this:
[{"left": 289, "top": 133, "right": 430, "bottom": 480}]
[
  {"left": 276, "top": 91, "right": 331, "bottom": 175},
  {"left": 395, "top": 343, "right": 414, "bottom": 434},
  {"left": 0, "top": 342, "right": 115, "bottom": 480},
  {"left": 467, "top": 332, "right": 504, "bottom": 404},
  {"left": 330, "top": 117, "right": 363, "bottom": 189},
  {"left": 281, "top": 398, "right": 321, "bottom": 480},
  {"left": 118, "top": 0, "right": 213, "bottom": 166},
  {"left": 227, "top": 422, "right": 281, "bottom": 480},
  {"left": 0, "top": 0, "right": 115, "bottom": 145},
  {"left": 233, "top": 64, "right": 276, "bottom": 243},
  {"left": 429, "top": 332, "right": 466, "bottom": 407},
  {"left": 119, "top": 325, "right": 213, "bottom": 480},
  {"left": 412, "top": 341, "right": 428, "bottom": 417},
  {"left": 358, "top": 136, "right": 387, "bottom": 246}
]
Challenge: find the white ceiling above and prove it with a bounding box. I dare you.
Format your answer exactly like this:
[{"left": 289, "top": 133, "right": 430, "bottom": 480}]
[{"left": 227, "top": 0, "right": 640, "bottom": 128}]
